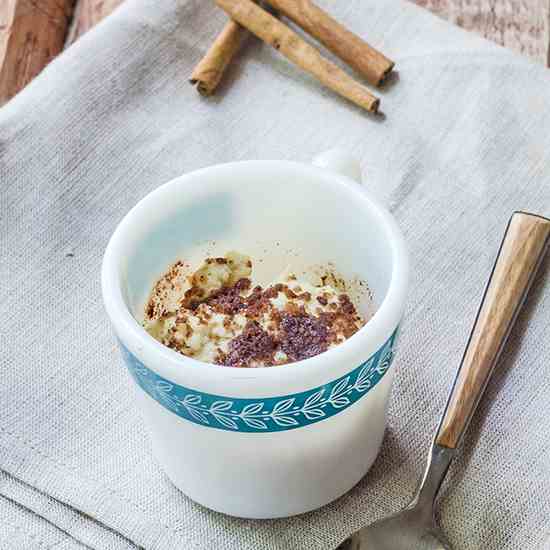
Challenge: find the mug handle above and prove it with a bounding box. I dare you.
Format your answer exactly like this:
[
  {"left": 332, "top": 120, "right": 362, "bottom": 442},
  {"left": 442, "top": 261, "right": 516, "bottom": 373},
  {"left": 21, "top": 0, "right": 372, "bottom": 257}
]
[{"left": 312, "top": 149, "right": 362, "bottom": 184}]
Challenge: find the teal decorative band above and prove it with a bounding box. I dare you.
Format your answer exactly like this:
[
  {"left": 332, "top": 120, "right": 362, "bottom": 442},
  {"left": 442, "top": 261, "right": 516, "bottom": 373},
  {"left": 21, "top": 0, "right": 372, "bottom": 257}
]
[{"left": 120, "top": 328, "right": 398, "bottom": 433}]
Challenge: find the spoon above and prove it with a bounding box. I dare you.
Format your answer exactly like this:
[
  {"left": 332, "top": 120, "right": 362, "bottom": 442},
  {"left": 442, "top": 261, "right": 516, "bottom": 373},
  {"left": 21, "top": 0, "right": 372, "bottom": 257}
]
[{"left": 338, "top": 211, "right": 550, "bottom": 550}]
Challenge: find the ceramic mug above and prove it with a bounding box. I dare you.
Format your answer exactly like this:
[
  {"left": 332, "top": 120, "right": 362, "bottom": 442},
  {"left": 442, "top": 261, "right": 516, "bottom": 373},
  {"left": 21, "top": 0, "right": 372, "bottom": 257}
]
[{"left": 101, "top": 150, "right": 409, "bottom": 519}]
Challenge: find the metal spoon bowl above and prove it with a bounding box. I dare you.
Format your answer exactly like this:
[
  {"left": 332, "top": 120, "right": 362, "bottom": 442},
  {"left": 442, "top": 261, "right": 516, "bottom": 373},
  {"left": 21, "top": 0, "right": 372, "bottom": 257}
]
[{"left": 338, "top": 445, "right": 454, "bottom": 550}]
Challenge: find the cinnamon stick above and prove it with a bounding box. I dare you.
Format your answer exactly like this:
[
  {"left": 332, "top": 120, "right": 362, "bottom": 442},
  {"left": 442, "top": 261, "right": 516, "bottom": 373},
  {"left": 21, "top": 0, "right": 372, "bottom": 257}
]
[
  {"left": 190, "top": 19, "right": 248, "bottom": 96},
  {"left": 215, "top": 0, "right": 380, "bottom": 113},
  {"left": 262, "top": 0, "right": 393, "bottom": 86}
]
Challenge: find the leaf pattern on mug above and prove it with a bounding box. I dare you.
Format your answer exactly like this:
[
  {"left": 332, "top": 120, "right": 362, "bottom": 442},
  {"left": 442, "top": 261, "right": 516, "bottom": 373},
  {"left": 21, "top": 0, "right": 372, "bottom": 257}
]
[
  {"left": 241, "top": 403, "right": 264, "bottom": 416},
  {"left": 272, "top": 398, "right": 295, "bottom": 415},
  {"left": 119, "top": 328, "right": 399, "bottom": 432}
]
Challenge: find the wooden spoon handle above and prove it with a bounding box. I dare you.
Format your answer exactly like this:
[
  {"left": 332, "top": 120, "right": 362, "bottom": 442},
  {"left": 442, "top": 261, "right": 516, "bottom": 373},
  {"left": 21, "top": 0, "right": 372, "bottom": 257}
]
[{"left": 436, "top": 212, "right": 550, "bottom": 449}]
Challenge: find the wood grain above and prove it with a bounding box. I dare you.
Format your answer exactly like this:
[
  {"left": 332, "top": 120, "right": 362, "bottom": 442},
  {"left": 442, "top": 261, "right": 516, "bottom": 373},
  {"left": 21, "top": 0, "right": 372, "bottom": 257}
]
[
  {"left": 215, "top": 0, "right": 380, "bottom": 112},
  {"left": 0, "top": 0, "right": 74, "bottom": 105},
  {"left": 263, "top": 0, "right": 393, "bottom": 85},
  {"left": 67, "top": 1, "right": 550, "bottom": 66},
  {"left": 66, "top": 1, "right": 550, "bottom": 66},
  {"left": 436, "top": 212, "right": 550, "bottom": 449},
  {"left": 415, "top": 0, "right": 550, "bottom": 65},
  {"left": 65, "top": 0, "right": 123, "bottom": 45}
]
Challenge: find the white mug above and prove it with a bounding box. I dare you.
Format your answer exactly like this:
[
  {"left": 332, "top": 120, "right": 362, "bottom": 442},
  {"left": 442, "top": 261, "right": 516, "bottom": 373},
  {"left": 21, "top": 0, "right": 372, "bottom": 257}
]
[{"left": 102, "top": 150, "right": 409, "bottom": 518}]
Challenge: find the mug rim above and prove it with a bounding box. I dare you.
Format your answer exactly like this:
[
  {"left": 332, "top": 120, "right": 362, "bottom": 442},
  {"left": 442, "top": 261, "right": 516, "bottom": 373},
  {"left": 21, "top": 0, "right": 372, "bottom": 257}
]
[{"left": 101, "top": 160, "right": 409, "bottom": 385}]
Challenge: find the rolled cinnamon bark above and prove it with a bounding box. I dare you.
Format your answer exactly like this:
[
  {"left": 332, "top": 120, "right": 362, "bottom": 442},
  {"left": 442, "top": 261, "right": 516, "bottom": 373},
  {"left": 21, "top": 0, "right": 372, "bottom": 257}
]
[
  {"left": 215, "top": 0, "right": 380, "bottom": 113},
  {"left": 190, "top": 19, "right": 247, "bottom": 96},
  {"left": 262, "top": 0, "right": 394, "bottom": 86}
]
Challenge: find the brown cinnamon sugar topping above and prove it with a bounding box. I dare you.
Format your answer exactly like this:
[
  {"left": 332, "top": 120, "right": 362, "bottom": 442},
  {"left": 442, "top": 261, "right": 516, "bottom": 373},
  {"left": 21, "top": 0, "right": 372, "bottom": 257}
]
[
  {"left": 279, "top": 313, "right": 328, "bottom": 361},
  {"left": 338, "top": 294, "right": 355, "bottom": 315},
  {"left": 214, "top": 280, "right": 361, "bottom": 364},
  {"left": 182, "top": 286, "right": 206, "bottom": 310},
  {"left": 143, "top": 253, "right": 368, "bottom": 367},
  {"left": 206, "top": 277, "right": 251, "bottom": 314},
  {"left": 226, "top": 321, "right": 276, "bottom": 367}
]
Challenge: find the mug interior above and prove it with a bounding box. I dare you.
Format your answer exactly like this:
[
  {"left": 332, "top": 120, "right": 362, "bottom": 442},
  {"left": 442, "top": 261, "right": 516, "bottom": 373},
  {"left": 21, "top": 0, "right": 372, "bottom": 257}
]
[{"left": 121, "top": 162, "right": 394, "bottom": 326}]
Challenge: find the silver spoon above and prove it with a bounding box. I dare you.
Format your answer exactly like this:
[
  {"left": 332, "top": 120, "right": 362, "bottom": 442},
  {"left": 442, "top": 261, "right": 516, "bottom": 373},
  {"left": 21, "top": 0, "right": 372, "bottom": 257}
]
[{"left": 338, "top": 211, "right": 550, "bottom": 550}]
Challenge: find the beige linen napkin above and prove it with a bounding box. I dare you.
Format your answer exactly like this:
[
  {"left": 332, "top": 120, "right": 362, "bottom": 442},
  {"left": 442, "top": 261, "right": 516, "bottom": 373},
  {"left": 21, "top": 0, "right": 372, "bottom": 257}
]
[{"left": 1, "top": 0, "right": 550, "bottom": 548}]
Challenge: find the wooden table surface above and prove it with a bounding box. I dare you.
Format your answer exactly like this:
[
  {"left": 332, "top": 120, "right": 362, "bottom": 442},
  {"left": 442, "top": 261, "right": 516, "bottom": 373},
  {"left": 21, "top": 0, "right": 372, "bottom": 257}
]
[{"left": 0, "top": 0, "right": 549, "bottom": 106}]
